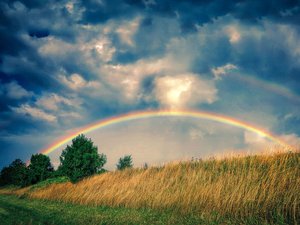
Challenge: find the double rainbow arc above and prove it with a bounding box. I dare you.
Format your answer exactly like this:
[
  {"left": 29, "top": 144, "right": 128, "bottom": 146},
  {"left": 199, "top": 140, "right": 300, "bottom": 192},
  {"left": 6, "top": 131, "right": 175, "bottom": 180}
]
[{"left": 41, "top": 110, "right": 292, "bottom": 155}]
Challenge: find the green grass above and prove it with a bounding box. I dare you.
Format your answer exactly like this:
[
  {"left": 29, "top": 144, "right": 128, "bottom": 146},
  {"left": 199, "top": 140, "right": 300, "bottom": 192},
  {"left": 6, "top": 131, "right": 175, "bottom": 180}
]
[
  {"left": 28, "top": 176, "right": 69, "bottom": 191},
  {"left": 0, "top": 194, "right": 291, "bottom": 225}
]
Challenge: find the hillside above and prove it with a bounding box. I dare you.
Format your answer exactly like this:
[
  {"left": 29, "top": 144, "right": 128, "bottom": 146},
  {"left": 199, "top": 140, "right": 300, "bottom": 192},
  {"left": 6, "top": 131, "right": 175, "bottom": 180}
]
[{"left": 1, "top": 152, "right": 299, "bottom": 224}]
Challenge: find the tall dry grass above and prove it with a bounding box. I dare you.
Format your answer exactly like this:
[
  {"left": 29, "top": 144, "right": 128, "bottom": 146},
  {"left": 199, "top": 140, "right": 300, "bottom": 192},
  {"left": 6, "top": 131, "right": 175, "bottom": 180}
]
[{"left": 4, "top": 152, "right": 300, "bottom": 223}]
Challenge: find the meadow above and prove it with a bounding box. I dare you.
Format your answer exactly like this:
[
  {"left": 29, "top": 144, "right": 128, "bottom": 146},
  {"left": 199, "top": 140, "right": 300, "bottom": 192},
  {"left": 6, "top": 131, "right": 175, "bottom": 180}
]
[{"left": 1, "top": 151, "right": 299, "bottom": 224}]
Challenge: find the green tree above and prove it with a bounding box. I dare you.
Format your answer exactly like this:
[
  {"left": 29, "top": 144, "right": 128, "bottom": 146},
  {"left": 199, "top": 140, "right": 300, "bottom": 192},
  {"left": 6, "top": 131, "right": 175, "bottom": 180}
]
[
  {"left": 28, "top": 154, "right": 53, "bottom": 184},
  {"left": 59, "top": 134, "right": 107, "bottom": 183},
  {"left": 116, "top": 155, "right": 133, "bottom": 170},
  {"left": 0, "top": 159, "right": 28, "bottom": 186},
  {"left": 0, "top": 166, "right": 12, "bottom": 186}
]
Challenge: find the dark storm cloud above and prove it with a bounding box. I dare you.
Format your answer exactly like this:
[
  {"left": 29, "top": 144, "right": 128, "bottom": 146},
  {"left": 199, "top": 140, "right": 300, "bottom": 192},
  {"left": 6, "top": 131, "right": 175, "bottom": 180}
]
[
  {"left": 79, "top": 0, "right": 138, "bottom": 24},
  {"left": 28, "top": 29, "right": 50, "bottom": 38},
  {"left": 231, "top": 25, "right": 300, "bottom": 95},
  {"left": 112, "top": 16, "right": 181, "bottom": 64},
  {"left": 0, "top": 0, "right": 298, "bottom": 114},
  {"left": 0, "top": 28, "right": 29, "bottom": 57},
  {"left": 3, "top": 0, "right": 54, "bottom": 9},
  {"left": 1, "top": 56, "right": 61, "bottom": 92},
  {"left": 0, "top": 111, "right": 47, "bottom": 134},
  {"left": 182, "top": 16, "right": 300, "bottom": 96},
  {"left": 232, "top": 0, "right": 300, "bottom": 24},
  {"left": 76, "top": 0, "right": 300, "bottom": 30},
  {"left": 126, "top": 0, "right": 300, "bottom": 30},
  {"left": 0, "top": 1, "right": 45, "bottom": 56},
  {"left": 0, "top": 0, "right": 79, "bottom": 96}
]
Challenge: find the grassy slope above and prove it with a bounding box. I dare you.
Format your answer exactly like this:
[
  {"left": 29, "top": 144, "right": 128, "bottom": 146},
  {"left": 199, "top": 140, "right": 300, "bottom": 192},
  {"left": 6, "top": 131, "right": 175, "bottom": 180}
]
[
  {"left": 0, "top": 194, "right": 290, "bottom": 225},
  {"left": 1, "top": 152, "right": 299, "bottom": 224}
]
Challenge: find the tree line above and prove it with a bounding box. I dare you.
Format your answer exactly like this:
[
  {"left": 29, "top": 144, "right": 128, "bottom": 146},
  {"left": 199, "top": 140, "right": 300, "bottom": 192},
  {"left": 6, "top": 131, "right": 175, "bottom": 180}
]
[{"left": 0, "top": 134, "right": 133, "bottom": 186}]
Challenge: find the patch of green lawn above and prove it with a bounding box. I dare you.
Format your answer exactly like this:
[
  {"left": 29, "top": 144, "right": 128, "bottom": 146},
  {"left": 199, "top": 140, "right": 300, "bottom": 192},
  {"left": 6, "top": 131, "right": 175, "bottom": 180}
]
[
  {"left": 0, "top": 194, "right": 291, "bottom": 225},
  {"left": 0, "top": 194, "right": 205, "bottom": 225}
]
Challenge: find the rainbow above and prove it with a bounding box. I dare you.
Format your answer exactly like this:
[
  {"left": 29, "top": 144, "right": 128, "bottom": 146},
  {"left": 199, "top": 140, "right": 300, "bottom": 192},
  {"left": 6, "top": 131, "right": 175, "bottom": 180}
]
[
  {"left": 41, "top": 110, "right": 292, "bottom": 155},
  {"left": 231, "top": 73, "right": 300, "bottom": 103}
]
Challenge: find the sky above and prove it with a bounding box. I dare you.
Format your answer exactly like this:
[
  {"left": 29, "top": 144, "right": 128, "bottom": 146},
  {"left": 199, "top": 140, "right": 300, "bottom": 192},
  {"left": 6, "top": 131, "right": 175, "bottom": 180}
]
[{"left": 0, "top": 0, "right": 300, "bottom": 170}]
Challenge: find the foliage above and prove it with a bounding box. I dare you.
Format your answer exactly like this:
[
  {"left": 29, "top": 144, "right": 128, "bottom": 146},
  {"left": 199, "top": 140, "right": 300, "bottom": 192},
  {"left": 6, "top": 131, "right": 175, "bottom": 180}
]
[
  {"left": 116, "top": 155, "right": 133, "bottom": 170},
  {"left": 59, "top": 134, "right": 107, "bottom": 183},
  {"left": 0, "top": 159, "right": 28, "bottom": 187},
  {"left": 28, "top": 154, "right": 54, "bottom": 185},
  {"left": 0, "top": 135, "right": 107, "bottom": 186},
  {"left": 51, "top": 166, "right": 65, "bottom": 178},
  {"left": 0, "top": 167, "right": 13, "bottom": 186},
  {"left": 29, "top": 177, "right": 69, "bottom": 191}
]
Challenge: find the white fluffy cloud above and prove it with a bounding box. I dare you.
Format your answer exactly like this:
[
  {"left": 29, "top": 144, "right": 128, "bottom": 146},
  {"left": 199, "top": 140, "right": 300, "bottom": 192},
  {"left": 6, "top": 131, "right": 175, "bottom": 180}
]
[
  {"left": 244, "top": 130, "right": 300, "bottom": 152},
  {"left": 36, "top": 93, "right": 79, "bottom": 111},
  {"left": 226, "top": 26, "right": 241, "bottom": 43},
  {"left": 279, "top": 133, "right": 300, "bottom": 150},
  {"left": 116, "top": 17, "right": 140, "bottom": 46},
  {"left": 11, "top": 104, "right": 57, "bottom": 122},
  {"left": 10, "top": 92, "right": 83, "bottom": 124},
  {"left": 212, "top": 64, "right": 237, "bottom": 80},
  {"left": 154, "top": 74, "right": 217, "bottom": 109},
  {"left": 244, "top": 131, "right": 270, "bottom": 147},
  {"left": 94, "top": 38, "right": 116, "bottom": 62},
  {"left": 100, "top": 57, "right": 180, "bottom": 102},
  {"left": 59, "top": 73, "right": 101, "bottom": 90},
  {"left": 4, "top": 81, "right": 33, "bottom": 99},
  {"left": 38, "top": 37, "right": 74, "bottom": 56}
]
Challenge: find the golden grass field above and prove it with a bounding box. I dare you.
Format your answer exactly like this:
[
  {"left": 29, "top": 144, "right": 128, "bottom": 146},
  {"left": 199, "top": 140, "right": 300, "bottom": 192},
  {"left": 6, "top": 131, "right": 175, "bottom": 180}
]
[{"left": 1, "top": 151, "right": 299, "bottom": 224}]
